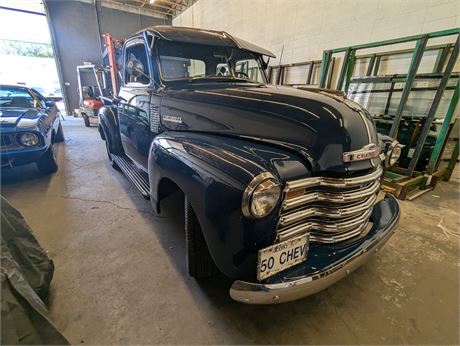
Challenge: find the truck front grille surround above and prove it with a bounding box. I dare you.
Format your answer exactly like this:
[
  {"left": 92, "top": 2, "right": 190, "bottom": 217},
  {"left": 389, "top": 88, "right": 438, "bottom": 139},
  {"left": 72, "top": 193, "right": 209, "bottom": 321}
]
[{"left": 277, "top": 166, "right": 383, "bottom": 244}]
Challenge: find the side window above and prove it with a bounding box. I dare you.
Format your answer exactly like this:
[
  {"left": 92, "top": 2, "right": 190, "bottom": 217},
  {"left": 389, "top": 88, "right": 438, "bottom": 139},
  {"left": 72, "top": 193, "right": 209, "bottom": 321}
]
[
  {"left": 121, "top": 104, "right": 148, "bottom": 121},
  {"left": 235, "top": 58, "right": 265, "bottom": 83},
  {"left": 124, "top": 43, "right": 150, "bottom": 85}
]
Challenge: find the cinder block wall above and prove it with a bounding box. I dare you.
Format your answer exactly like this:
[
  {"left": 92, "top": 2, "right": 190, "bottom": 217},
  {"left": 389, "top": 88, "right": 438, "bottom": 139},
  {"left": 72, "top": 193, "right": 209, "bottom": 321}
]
[{"left": 173, "top": 0, "right": 460, "bottom": 68}]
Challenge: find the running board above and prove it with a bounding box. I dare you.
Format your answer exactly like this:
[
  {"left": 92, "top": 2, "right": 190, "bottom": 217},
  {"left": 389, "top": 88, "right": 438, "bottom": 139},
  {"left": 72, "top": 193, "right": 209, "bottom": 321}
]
[{"left": 111, "top": 154, "right": 150, "bottom": 199}]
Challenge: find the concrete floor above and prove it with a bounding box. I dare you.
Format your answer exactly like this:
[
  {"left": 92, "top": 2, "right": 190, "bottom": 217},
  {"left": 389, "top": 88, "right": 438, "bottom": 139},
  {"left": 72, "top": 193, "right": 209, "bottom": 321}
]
[{"left": 1, "top": 117, "right": 459, "bottom": 345}]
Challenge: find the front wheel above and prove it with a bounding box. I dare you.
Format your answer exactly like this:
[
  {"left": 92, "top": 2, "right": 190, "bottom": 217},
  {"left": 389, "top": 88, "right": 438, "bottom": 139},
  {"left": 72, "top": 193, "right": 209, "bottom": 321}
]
[
  {"left": 104, "top": 133, "right": 119, "bottom": 170},
  {"left": 54, "top": 120, "right": 65, "bottom": 142},
  {"left": 185, "top": 197, "right": 218, "bottom": 278},
  {"left": 37, "top": 145, "right": 58, "bottom": 174},
  {"left": 82, "top": 113, "right": 90, "bottom": 127}
]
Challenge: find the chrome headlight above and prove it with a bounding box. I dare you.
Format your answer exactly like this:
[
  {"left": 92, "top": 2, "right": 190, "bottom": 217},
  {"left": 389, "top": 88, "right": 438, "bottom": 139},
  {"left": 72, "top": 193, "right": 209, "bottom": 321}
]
[
  {"left": 18, "top": 132, "right": 40, "bottom": 147},
  {"left": 385, "top": 140, "right": 402, "bottom": 167},
  {"left": 242, "top": 173, "right": 281, "bottom": 219}
]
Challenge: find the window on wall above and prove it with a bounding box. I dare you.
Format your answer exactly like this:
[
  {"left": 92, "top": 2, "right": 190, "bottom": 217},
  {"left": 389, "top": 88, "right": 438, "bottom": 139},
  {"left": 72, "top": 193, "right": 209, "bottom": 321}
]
[{"left": 124, "top": 43, "right": 150, "bottom": 85}]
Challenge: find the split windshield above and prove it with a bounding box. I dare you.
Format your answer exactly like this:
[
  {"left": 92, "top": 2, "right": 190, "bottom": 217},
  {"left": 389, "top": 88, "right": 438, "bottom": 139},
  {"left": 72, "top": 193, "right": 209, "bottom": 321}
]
[{"left": 157, "top": 40, "right": 266, "bottom": 83}]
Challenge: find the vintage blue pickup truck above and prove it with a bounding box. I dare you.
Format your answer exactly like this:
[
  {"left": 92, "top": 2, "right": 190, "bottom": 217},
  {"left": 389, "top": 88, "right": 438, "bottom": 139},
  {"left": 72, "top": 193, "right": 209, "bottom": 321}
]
[{"left": 98, "top": 26, "right": 401, "bottom": 304}]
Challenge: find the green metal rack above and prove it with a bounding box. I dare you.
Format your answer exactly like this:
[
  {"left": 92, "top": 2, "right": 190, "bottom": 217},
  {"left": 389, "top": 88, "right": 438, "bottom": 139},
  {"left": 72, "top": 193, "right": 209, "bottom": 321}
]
[
  {"left": 268, "top": 58, "right": 335, "bottom": 87},
  {"left": 318, "top": 28, "right": 460, "bottom": 200}
]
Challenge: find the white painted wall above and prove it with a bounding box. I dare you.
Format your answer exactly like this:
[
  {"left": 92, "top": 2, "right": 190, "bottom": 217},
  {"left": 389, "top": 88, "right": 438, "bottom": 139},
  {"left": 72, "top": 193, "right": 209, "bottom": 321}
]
[{"left": 173, "top": 0, "right": 460, "bottom": 68}]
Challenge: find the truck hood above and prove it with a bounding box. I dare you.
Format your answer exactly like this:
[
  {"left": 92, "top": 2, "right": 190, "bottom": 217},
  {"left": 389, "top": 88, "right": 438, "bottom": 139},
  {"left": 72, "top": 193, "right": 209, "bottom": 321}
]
[
  {"left": 160, "top": 84, "right": 379, "bottom": 172},
  {"left": 0, "top": 108, "right": 41, "bottom": 126}
]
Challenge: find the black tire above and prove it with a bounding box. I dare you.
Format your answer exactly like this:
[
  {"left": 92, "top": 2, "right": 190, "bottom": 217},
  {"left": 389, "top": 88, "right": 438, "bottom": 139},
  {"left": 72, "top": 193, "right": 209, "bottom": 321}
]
[
  {"left": 54, "top": 120, "right": 65, "bottom": 142},
  {"left": 185, "top": 197, "right": 218, "bottom": 278},
  {"left": 37, "top": 145, "right": 58, "bottom": 174},
  {"left": 104, "top": 132, "right": 120, "bottom": 170},
  {"left": 82, "top": 113, "right": 90, "bottom": 127}
]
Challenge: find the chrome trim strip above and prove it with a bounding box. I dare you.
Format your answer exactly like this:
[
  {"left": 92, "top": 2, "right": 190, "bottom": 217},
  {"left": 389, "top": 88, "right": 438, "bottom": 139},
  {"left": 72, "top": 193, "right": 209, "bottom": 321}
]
[
  {"left": 229, "top": 197, "right": 400, "bottom": 304},
  {"left": 283, "top": 180, "right": 380, "bottom": 210},
  {"left": 285, "top": 165, "right": 383, "bottom": 191},
  {"left": 279, "top": 194, "right": 376, "bottom": 227}
]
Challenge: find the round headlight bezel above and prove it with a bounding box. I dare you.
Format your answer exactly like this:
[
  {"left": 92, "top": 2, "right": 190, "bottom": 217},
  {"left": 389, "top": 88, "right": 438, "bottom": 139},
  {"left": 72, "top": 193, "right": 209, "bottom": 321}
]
[
  {"left": 18, "top": 132, "right": 40, "bottom": 147},
  {"left": 242, "top": 172, "right": 281, "bottom": 219}
]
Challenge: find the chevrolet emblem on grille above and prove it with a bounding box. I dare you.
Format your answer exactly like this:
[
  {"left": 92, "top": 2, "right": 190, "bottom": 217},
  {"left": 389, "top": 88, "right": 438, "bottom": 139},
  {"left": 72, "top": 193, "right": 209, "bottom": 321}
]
[{"left": 343, "top": 144, "right": 380, "bottom": 162}]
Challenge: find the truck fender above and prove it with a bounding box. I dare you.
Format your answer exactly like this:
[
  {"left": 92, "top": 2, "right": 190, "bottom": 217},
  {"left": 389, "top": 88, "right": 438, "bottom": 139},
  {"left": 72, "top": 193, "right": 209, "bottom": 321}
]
[
  {"left": 147, "top": 132, "right": 309, "bottom": 278},
  {"left": 98, "top": 106, "right": 123, "bottom": 154}
]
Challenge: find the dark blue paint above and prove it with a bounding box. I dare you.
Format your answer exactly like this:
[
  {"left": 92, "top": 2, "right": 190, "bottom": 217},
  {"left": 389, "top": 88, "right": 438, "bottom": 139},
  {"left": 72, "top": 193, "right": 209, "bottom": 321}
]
[
  {"left": 98, "top": 27, "right": 399, "bottom": 281},
  {"left": 1, "top": 86, "right": 61, "bottom": 169}
]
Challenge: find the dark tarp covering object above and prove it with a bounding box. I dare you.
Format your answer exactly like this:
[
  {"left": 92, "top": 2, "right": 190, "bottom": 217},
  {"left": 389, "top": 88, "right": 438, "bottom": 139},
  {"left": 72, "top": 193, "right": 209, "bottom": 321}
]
[{"left": 1, "top": 196, "right": 68, "bottom": 345}]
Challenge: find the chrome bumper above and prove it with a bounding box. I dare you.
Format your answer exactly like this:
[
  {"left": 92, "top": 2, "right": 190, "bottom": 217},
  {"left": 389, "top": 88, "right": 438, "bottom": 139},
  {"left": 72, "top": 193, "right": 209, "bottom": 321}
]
[{"left": 230, "top": 194, "right": 400, "bottom": 304}]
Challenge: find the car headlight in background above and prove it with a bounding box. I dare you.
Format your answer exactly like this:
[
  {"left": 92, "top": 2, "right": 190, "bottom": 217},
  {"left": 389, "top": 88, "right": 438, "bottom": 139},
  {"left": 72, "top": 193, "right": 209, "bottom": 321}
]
[
  {"left": 18, "top": 132, "right": 40, "bottom": 147},
  {"left": 385, "top": 140, "right": 402, "bottom": 167},
  {"left": 242, "top": 173, "right": 281, "bottom": 219}
]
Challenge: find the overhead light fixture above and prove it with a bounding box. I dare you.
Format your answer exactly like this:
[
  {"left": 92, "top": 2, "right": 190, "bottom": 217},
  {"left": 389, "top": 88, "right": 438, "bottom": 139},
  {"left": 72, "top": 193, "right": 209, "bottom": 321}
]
[{"left": 149, "top": 0, "right": 156, "bottom": 3}]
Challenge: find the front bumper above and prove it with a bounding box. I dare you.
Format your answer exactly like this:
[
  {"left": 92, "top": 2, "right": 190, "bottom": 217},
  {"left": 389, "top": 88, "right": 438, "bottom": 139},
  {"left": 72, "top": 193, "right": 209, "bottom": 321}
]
[
  {"left": 1, "top": 146, "right": 48, "bottom": 168},
  {"left": 230, "top": 194, "right": 400, "bottom": 304}
]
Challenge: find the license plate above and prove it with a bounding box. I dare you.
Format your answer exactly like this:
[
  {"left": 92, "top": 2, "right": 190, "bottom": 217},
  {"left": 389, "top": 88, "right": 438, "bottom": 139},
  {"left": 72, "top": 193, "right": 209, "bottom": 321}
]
[{"left": 257, "top": 234, "right": 309, "bottom": 281}]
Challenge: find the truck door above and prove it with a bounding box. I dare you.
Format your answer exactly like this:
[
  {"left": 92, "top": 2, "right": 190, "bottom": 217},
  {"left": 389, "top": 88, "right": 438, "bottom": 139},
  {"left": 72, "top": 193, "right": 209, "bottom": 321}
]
[{"left": 118, "top": 38, "right": 158, "bottom": 171}]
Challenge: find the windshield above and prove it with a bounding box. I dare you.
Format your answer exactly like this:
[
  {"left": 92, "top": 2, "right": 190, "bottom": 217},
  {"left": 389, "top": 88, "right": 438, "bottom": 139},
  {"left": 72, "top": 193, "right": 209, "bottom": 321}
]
[
  {"left": 157, "top": 40, "right": 267, "bottom": 83},
  {"left": 0, "top": 86, "right": 41, "bottom": 109}
]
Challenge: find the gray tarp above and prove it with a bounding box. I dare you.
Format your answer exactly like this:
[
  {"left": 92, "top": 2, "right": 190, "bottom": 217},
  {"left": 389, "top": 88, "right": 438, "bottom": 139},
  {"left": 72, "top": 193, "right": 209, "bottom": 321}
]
[{"left": 1, "top": 196, "right": 68, "bottom": 345}]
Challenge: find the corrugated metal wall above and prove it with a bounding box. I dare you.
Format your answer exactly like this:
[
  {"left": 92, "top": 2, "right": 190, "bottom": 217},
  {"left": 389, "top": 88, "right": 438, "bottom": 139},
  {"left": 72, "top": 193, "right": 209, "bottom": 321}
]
[{"left": 45, "top": 0, "right": 171, "bottom": 114}]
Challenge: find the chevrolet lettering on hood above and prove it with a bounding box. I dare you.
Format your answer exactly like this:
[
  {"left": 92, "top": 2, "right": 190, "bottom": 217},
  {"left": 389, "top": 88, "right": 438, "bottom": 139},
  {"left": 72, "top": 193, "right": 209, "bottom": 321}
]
[
  {"left": 97, "top": 25, "right": 401, "bottom": 304},
  {"left": 342, "top": 144, "right": 381, "bottom": 162}
]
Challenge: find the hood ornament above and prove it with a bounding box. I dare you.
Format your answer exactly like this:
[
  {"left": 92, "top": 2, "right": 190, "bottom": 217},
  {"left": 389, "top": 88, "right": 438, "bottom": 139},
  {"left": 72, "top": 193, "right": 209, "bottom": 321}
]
[{"left": 343, "top": 144, "right": 380, "bottom": 162}]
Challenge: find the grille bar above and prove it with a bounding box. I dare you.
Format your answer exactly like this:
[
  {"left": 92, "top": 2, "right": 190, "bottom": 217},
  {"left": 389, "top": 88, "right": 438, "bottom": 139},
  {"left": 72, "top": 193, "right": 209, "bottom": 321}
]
[
  {"left": 277, "top": 166, "right": 382, "bottom": 244},
  {"left": 283, "top": 179, "right": 380, "bottom": 210},
  {"left": 278, "top": 208, "right": 372, "bottom": 236},
  {"left": 308, "top": 221, "right": 371, "bottom": 244},
  {"left": 279, "top": 194, "right": 377, "bottom": 227},
  {"left": 285, "top": 165, "right": 383, "bottom": 191}
]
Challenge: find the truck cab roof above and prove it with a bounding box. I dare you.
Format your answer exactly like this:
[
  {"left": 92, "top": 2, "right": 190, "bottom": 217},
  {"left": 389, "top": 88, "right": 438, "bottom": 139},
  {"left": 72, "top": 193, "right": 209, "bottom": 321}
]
[{"left": 136, "top": 25, "right": 276, "bottom": 58}]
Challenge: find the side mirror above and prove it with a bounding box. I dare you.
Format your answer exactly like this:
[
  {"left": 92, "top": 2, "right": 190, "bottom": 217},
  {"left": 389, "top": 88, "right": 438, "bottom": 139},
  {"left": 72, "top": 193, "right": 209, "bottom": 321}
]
[
  {"left": 126, "top": 58, "right": 145, "bottom": 78},
  {"left": 45, "top": 100, "right": 55, "bottom": 108}
]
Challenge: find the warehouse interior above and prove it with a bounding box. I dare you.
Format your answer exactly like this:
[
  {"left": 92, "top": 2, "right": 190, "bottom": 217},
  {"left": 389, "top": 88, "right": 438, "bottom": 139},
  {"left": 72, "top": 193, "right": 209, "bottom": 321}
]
[{"left": 1, "top": 0, "right": 459, "bottom": 344}]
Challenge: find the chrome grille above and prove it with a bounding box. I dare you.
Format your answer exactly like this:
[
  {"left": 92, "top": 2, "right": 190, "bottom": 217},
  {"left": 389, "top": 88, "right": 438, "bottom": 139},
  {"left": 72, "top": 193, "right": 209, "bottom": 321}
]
[{"left": 277, "top": 166, "right": 383, "bottom": 244}]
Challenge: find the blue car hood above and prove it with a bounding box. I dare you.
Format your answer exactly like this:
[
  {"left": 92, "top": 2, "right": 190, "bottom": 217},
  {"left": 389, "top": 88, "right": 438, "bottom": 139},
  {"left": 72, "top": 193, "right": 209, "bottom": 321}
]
[
  {"left": 0, "top": 108, "right": 41, "bottom": 126},
  {"left": 160, "top": 84, "right": 379, "bottom": 173}
]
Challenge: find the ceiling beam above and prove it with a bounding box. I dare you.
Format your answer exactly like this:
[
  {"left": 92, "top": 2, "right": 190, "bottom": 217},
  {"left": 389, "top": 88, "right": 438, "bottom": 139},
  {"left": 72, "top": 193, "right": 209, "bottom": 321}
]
[
  {"left": 156, "top": 0, "right": 187, "bottom": 8},
  {"left": 119, "top": 0, "right": 174, "bottom": 16},
  {"left": 129, "top": 0, "right": 177, "bottom": 13},
  {"left": 101, "top": 0, "right": 170, "bottom": 18}
]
